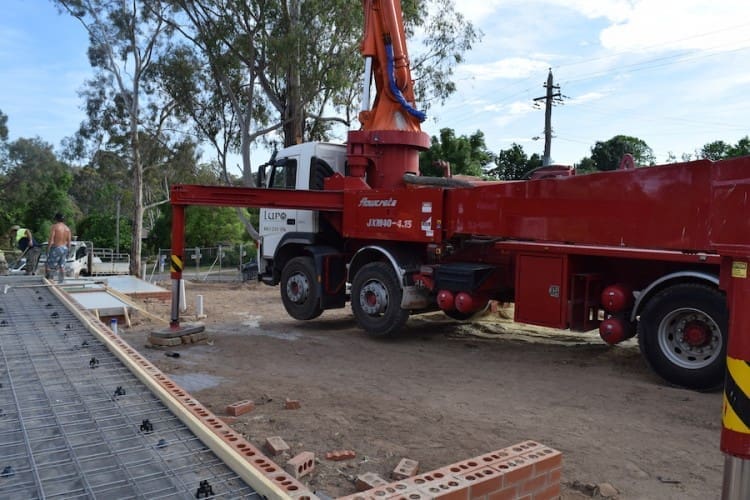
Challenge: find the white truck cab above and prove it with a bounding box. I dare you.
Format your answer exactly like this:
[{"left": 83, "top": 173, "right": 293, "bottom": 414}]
[{"left": 257, "top": 142, "right": 347, "bottom": 281}]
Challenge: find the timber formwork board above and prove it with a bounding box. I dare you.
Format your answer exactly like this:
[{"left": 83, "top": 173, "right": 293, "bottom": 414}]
[{"left": 0, "top": 276, "right": 263, "bottom": 499}]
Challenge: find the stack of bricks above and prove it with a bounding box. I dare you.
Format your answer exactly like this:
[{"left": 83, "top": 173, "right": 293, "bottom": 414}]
[
  {"left": 339, "top": 441, "right": 561, "bottom": 500},
  {"left": 147, "top": 331, "right": 208, "bottom": 346}
]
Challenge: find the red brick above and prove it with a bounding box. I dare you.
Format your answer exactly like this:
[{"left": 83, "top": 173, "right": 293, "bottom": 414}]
[
  {"left": 454, "top": 441, "right": 544, "bottom": 474},
  {"left": 365, "top": 482, "right": 411, "bottom": 498},
  {"left": 548, "top": 467, "right": 561, "bottom": 485},
  {"left": 225, "top": 399, "right": 254, "bottom": 416},
  {"left": 219, "top": 416, "right": 237, "bottom": 425},
  {"left": 488, "top": 485, "right": 518, "bottom": 500},
  {"left": 285, "top": 451, "right": 315, "bottom": 479},
  {"left": 527, "top": 449, "right": 563, "bottom": 475},
  {"left": 444, "top": 458, "right": 484, "bottom": 475},
  {"left": 532, "top": 482, "right": 561, "bottom": 500},
  {"left": 493, "top": 456, "right": 534, "bottom": 487},
  {"left": 355, "top": 472, "right": 389, "bottom": 491},
  {"left": 325, "top": 449, "right": 356, "bottom": 461},
  {"left": 265, "top": 436, "right": 290, "bottom": 456},
  {"left": 392, "top": 458, "right": 420, "bottom": 480},
  {"left": 417, "top": 474, "right": 471, "bottom": 500},
  {"left": 480, "top": 442, "right": 543, "bottom": 468},
  {"left": 519, "top": 473, "right": 548, "bottom": 495},
  {"left": 285, "top": 398, "right": 301, "bottom": 410},
  {"left": 387, "top": 489, "right": 430, "bottom": 500},
  {"left": 456, "top": 466, "right": 503, "bottom": 498}
]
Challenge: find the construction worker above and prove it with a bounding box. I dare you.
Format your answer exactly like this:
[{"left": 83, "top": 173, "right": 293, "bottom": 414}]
[
  {"left": 46, "top": 213, "right": 72, "bottom": 283},
  {"left": 10, "top": 225, "right": 33, "bottom": 251},
  {"left": 9, "top": 225, "right": 41, "bottom": 274}
]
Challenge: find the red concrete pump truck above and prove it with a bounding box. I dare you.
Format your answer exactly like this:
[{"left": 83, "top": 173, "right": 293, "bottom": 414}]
[{"left": 168, "top": 0, "right": 750, "bottom": 401}]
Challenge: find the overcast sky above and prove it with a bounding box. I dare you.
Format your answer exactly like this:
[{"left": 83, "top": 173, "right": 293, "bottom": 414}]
[{"left": 1, "top": 0, "right": 749, "bottom": 170}]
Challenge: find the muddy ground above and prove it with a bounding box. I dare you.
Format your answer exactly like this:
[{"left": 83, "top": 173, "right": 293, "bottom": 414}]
[{"left": 124, "top": 280, "right": 724, "bottom": 500}]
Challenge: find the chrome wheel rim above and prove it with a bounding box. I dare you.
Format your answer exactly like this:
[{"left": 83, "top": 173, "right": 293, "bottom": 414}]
[{"left": 657, "top": 307, "right": 722, "bottom": 370}]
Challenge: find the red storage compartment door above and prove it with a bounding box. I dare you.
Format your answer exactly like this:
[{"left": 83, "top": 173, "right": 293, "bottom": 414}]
[{"left": 514, "top": 254, "right": 567, "bottom": 329}]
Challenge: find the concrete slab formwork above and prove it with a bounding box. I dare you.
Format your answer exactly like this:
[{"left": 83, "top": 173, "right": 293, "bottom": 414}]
[
  {"left": 0, "top": 276, "right": 263, "bottom": 499},
  {"left": 0, "top": 276, "right": 564, "bottom": 500}
]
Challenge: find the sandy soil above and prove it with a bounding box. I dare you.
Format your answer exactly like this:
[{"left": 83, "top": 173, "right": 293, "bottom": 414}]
[{"left": 124, "top": 280, "right": 725, "bottom": 500}]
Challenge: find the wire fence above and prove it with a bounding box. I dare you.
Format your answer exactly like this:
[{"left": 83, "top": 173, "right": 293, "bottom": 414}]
[{"left": 147, "top": 244, "right": 257, "bottom": 283}]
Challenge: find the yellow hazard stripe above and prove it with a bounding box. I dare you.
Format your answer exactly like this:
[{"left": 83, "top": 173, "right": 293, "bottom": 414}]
[
  {"left": 170, "top": 255, "right": 183, "bottom": 273},
  {"left": 723, "top": 356, "right": 750, "bottom": 434}
]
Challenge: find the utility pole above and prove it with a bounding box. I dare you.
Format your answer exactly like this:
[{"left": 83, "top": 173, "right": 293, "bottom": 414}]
[{"left": 533, "top": 69, "right": 564, "bottom": 166}]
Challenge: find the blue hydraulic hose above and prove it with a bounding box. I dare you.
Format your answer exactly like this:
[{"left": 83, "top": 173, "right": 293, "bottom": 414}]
[{"left": 385, "top": 42, "right": 427, "bottom": 122}]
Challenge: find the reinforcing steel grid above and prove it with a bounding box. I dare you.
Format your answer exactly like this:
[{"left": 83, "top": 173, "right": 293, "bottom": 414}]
[{"left": 0, "top": 276, "right": 259, "bottom": 499}]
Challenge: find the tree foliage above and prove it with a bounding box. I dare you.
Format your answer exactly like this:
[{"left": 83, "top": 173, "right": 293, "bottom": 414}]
[
  {"left": 78, "top": 212, "right": 132, "bottom": 250},
  {"left": 587, "top": 135, "right": 655, "bottom": 171},
  {"left": 0, "top": 109, "right": 7, "bottom": 143},
  {"left": 698, "top": 136, "right": 750, "bottom": 160},
  {"left": 406, "top": 0, "right": 480, "bottom": 108},
  {"left": 161, "top": 0, "right": 479, "bottom": 154},
  {"left": 0, "top": 137, "right": 76, "bottom": 237},
  {"left": 419, "top": 128, "right": 492, "bottom": 177},
  {"left": 486, "top": 143, "right": 542, "bottom": 180},
  {"left": 54, "top": 0, "right": 177, "bottom": 276}
]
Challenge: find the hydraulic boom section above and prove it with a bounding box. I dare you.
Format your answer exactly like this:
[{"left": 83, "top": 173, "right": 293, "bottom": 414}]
[
  {"left": 347, "top": 0, "right": 431, "bottom": 190},
  {"left": 359, "top": 0, "right": 424, "bottom": 131}
]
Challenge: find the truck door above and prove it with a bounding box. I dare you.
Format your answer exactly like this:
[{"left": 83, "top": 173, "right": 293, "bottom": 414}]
[
  {"left": 260, "top": 156, "right": 303, "bottom": 262},
  {"left": 259, "top": 151, "right": 336, "bottom": 270}
]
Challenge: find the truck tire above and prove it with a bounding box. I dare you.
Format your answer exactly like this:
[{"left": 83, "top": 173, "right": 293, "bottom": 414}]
[
  {"left": 351, "top": 262, "right": 409, "bottom": 337},
  {"left": 280, "top": 256, "right": 323, "bottom": 320},
  {"left": 637, "top": 283, "right": 727, "bottom": 391}
]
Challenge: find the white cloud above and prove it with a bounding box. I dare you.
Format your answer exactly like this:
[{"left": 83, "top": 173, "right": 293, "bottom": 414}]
[
  {"left": 599, "top": 1, "right": 750, "bottom": 53},
  {"left": 461, "top": 57, "right": 550, "bottom": 80},
  {"left": 453, "top": 0, "right": 505, "bottom": 22},
  {"left": 546, "top": 0, "right": 633, "bottom": 23},
  {"left": 508, "top": 101, "right": 536, "bottom": 115},
  {"left": 566, "top": 91, "right": 607, "bottom": 105}
]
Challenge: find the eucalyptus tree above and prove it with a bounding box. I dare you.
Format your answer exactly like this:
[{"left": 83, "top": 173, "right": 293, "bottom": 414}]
[
  {"left": 156, "top": 0, "right": 477, "bottom": 240},
  {"left": 53, "top": 0, "right": 179, "bottom": 276},
  {"left": 161, "top": 0, "right": 479, "bottom": 165}
]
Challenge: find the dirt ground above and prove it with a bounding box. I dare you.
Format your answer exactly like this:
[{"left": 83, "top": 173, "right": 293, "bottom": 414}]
[{"left": 124, "top": 280, "right": 725, "bottom": 500}]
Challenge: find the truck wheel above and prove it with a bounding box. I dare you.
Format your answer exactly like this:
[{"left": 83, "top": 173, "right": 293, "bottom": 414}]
[
  {"left": 638, "top": 283, "right": 727, "bottom": 391},
  {"left": 280, "top": 257, "right": 323, "bottom": 320},
  {"left": 351, "top": 262, "right": 409, "bottom": 337}
]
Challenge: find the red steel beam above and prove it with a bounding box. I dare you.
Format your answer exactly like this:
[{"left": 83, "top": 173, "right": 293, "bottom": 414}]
[{"left": 171, "top": 184, "right": 344, "bottom": 211}]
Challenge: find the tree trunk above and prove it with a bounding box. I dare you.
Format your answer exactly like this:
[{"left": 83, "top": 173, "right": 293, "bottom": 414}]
[
  {"left": 129, "top": 103, "right": 143, "bottom": 277},
  {"left": 284, "top": 0, "right": 303, "bottom": 147},
  {"left": 130, "top": 136, "right": 143, "bottom": 277}
]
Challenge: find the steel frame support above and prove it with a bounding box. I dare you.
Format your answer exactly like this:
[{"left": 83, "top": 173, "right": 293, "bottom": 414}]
[
  {"left": 169, "top": 204, "right": 185, "bottom": 328},
  {"left": 722, "top": 256, "right": 750, "bottom": 499}
]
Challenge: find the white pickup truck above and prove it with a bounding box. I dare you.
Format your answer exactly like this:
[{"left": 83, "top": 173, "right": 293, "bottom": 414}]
[{"left": 10, "top": 241, "right": 130, "bottom": 278}]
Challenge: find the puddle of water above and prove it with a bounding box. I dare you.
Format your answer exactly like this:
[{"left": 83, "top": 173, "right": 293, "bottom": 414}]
[
  {"left": 251, "top": 330, "right": 301, "bottom": 341},
  {"left": 240, "top": 314, "right": 262, "bottom": 328},
  {"left": 169, "top": 373, "right": 225, "bottom": 392},
  {"left": 225, "top": 312, "right": 301, "bottom": 340}
]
